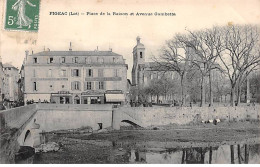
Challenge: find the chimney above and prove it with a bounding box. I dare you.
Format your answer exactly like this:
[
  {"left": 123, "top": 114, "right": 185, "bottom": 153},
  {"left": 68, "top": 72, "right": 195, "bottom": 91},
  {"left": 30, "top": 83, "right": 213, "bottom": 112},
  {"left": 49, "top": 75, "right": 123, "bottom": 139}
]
[
  {"left": 47, "top": 48, "right": 50, "bottom": 51},
  {"left": 69, "top": 42, "right": 72, "bottom": 51},
  {"left": 136, "top": 36, "right": 141, "bottom": 44},
  {"left": 97, "top": 46, "right": 99, "bottom": 51},
  {"left": 31, "top": 50, "right": 34, "bottom": 54},
  {"left": 110, "top": 48, "right": 112, "bottom": 52}
]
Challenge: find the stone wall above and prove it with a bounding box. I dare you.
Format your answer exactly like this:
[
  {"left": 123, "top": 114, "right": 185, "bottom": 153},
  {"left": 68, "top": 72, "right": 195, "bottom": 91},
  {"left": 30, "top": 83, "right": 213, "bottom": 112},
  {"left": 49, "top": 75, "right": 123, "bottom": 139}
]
[
  {"left": 118, "top": 105, "right": 260, "bottom": 127},
  {"left": 34, "top": 104, "right": 113, "bottom": 132}
]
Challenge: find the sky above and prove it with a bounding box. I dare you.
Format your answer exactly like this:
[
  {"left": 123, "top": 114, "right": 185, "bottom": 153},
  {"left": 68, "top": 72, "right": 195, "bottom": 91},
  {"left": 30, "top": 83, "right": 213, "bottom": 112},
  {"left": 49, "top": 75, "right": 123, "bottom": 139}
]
[{"left": 0, "top": 0, "right": 260, "bottom": 79}]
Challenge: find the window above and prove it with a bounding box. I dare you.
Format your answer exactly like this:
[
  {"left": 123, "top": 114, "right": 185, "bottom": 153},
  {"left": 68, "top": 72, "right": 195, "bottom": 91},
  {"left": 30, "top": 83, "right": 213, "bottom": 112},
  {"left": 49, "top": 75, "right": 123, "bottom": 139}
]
[
  {"left": 98, "top": 69, "right": 103, "bottom": 77},
  {"left": 87, "top": 69, "right": 93, "bottom": 77},
  {"left": 99, "top": 82, "right": 104, "bottom": 89},
  {"left": 62, "top": 85, "right": 65, "bottom": 88},
  {"left": 48, "top": 69, "right": 52, "bottom": 77},
  {"left": 98, "top": 58, "right": 104, "bottom": 64},
  {"left": 113, "top": 57, "right": 119, "bottom": 63},
  {"left": 85, "top": 57, "right": 91, "bottom": 64},
  {"left": 150, "top": 73, "right": 153, "bottom": 80},
  {"left": 72, "top": 81, "right": 80, "bottom": 90},
  {"left": 73, "top": 57, "right": 78, "bottom": 63},
  {"left": 72, "top": 69, "right": 80, "bottom": 77},
  {"left": 61, "top": 57, "right": 65, "bottom": 63},
  {"left": 75, "top": 82, "right": 80, "bottom": 90},
  {"left": 50, "top": 85, "right": 53, "bottom": 90},
  {"left": 87, "top": 82, "right": 92, "bottom": 90},
  {"left": 140, "top": 52, "right": 143, "bottom": 58},
  {"left": 33, "top": 82, "right": 37, "bottom": 91},
  {"left": 114, "top": 69, "right": 119, "bottom": 77},
  {"left": 48, "top": 57, "right": 54, "bottom": 64},
  {"left": 60, "top": 69, "right": 67, "bottom": 77},
  {"left": 33, "top": 57, "right": 38, "bottom": 63}
]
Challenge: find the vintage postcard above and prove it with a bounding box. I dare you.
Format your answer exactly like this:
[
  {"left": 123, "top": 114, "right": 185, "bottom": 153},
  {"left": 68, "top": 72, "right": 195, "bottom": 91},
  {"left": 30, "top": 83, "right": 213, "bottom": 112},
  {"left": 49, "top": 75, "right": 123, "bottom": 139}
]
[{"left": 0, "top": 0, "right": 260, "bottom": 164}]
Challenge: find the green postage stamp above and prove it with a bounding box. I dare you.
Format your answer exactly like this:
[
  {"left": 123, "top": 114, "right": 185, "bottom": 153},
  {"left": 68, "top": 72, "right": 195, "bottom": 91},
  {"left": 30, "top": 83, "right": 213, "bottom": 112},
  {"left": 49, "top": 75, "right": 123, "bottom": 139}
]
[{"left": 4, "top": 0, "right": 40, "bottom": 32}]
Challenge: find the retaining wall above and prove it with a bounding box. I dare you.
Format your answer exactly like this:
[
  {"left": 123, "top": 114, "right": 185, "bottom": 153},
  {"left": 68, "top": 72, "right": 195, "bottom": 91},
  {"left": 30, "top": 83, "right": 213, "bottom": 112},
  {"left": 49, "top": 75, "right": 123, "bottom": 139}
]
[{"left": 118, "top": 105, "right": 260, "bottom": 127}]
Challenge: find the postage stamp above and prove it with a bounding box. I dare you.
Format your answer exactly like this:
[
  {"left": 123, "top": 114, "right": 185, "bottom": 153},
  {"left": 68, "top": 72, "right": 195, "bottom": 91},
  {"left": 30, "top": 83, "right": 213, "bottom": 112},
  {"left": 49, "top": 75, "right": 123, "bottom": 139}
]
[{"left": 4, "top": 0, "right": 40, "bottom": 32}]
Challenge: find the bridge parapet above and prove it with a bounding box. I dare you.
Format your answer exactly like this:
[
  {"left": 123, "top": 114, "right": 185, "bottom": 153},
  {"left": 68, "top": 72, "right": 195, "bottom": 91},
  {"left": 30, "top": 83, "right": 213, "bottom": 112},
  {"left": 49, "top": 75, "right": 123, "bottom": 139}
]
[{"left": 0, "top": 104, "right": 37, "bottom": 129}]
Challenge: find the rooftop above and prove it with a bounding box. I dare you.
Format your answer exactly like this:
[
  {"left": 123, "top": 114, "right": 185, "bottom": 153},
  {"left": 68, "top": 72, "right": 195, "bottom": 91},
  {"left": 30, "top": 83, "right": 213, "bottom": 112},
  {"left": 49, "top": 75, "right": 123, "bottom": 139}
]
[
  {"left": 3, "top": 63, "right": 18, "bottom": 69},
  {"left": 30, "top": 51, "right": 122, "bottom": 57}
]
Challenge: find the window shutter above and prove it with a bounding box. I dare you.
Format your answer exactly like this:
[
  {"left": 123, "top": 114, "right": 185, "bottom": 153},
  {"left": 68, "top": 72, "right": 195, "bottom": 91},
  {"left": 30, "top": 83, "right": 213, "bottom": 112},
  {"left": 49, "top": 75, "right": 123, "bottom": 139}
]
[
  {"left": 71, "top": 82, "right": 74, "bottom": 90},
  {"left": 84, "top": 82, "right": 87, "bottom": 91},
  {"left": 91, "top": 69, "right": 93, "bottom": 77},
  {"left": 77, "top": 82, "right": 80, "bottom": 90},
  {"left": 103, "top": 81, "right": 106, "bottom": 90},
  {"left": 79, "top": 69, "right": 81, "bottom": 77},
  {"left": 71, "top": 69, "right": 74, "bottom": 77},
  {"left": 95, "top": 82, "right": 98, "bottom": 90}
]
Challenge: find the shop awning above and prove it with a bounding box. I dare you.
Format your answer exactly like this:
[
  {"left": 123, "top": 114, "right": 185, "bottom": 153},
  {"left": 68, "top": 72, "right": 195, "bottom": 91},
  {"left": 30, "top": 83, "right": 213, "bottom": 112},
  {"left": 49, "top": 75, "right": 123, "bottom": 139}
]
[{"left": 105, "top": 94, "right": 125, "bottom": 102}]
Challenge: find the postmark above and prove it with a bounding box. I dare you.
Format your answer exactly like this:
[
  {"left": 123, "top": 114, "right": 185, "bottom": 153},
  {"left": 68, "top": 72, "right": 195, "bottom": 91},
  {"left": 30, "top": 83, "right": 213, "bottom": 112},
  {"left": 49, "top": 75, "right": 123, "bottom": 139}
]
[{"left": 4, "top": 0, "right": 40, "bottom": 32}]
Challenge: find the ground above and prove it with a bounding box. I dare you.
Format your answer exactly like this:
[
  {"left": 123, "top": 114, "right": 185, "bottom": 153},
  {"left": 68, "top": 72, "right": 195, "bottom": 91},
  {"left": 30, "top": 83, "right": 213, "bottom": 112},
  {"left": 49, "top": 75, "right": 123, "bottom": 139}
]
[{"left": 32, "top": 121, "right": 260, "bottom": 164}]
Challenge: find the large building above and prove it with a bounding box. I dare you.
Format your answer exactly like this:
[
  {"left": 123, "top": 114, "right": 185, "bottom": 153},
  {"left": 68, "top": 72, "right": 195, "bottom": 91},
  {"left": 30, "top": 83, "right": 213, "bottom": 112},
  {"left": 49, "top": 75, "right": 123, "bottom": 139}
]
[
  {"left": 22, "top": 47, "right": 128, "bottom": 104},
  {"left": 2, "top": 63, "right": 19, "bottom": 102}
]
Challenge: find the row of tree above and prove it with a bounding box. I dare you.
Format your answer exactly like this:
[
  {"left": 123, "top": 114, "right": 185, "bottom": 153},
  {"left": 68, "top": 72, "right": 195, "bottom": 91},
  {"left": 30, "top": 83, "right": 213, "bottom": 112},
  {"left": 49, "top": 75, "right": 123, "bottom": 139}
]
[{"left": 144, "top": 24, "right": 260, "bottom": 107}]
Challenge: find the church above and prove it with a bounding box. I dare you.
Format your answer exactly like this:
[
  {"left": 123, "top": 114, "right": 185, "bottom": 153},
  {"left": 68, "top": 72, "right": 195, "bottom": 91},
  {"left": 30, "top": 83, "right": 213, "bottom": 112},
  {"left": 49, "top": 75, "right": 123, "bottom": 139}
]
[{"left": 131, "top": 37, "right": 176, "bottom": 103}]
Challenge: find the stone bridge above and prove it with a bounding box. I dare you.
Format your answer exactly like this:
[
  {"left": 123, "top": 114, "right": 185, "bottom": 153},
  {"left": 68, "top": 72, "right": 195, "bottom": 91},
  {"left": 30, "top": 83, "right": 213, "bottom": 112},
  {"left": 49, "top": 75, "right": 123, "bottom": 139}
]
[
  {"left": 0, "top": 104, "right": 259, "bottom": 163},
  {"left": 0, "top": 104, "right": 143, "bottom": 163}
]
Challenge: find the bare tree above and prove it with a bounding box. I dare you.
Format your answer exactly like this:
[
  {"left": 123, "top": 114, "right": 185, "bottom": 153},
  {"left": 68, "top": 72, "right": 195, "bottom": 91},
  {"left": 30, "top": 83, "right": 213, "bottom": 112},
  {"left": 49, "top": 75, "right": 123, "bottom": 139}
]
[
  {"left": 181, "top": 27, "right": 223, "bottom": 107},
  {"left": 153, "top": 34, "right": 192, "bottom": 106},
  {"left": 212, "top": 72, "right": 228, "bottom": 103},
  {"left": 249, "top": 70, "right": 260, "bottom": 102},
  {"left": 218, "top": 24, "right": 260, "bottom": 106}
]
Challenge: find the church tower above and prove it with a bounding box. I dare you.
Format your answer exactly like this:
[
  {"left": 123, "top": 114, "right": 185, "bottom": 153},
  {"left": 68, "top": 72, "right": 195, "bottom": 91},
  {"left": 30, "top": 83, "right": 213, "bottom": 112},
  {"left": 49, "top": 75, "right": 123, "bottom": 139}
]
[{"left": 131, "top": 36, "right": 145, "bottom": 86}]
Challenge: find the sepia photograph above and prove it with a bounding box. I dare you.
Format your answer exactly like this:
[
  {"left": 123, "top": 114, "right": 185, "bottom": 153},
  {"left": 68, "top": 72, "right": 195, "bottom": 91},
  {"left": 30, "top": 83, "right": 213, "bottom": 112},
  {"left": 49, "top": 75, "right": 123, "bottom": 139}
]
[{"left": 0, "top": 0, "right": 260, "bottom": 164}]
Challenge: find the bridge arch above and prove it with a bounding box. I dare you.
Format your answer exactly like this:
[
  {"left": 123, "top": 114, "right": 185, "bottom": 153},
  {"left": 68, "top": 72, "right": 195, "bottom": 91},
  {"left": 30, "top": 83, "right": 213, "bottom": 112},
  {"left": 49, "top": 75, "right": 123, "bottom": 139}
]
[
  {"left": 18, "top": 118, "right": 42, "bottom": 148},
  {"left": 23, "top": 130, "right": 33, "bottom": 146},
  {"left": 121, "top": 120, "right": 141, "bottom": 128}
]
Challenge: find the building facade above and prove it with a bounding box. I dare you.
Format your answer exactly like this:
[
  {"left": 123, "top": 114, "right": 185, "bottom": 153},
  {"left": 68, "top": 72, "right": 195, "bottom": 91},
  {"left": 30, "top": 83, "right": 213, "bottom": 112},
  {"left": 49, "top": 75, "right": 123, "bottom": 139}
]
[
  {"left": 0, "top": 56, "right": 4, "bottom": 104},
  {"left": 22, "top": 49, "right": 128, "bottom": 104},
  {"left": 2, "top": 63, "right": 19, "bottom": 102}
]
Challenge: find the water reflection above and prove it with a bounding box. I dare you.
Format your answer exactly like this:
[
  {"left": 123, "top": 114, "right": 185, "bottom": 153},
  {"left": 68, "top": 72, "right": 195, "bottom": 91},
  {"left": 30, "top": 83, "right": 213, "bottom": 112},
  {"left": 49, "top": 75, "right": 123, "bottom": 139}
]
[{"left": 123, "top": 144, "right": 260, "bottom": 164}]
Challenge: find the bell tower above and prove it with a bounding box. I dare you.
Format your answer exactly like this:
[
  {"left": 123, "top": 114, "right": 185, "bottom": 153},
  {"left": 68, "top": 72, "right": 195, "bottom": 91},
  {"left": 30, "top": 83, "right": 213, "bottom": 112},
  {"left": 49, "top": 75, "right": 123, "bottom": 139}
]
[
  {"left": 133, "top": 36, "right": 145, "bottom": 65},
  {"left": 131, "top": 36, "right": 145, "bottom": 86}
]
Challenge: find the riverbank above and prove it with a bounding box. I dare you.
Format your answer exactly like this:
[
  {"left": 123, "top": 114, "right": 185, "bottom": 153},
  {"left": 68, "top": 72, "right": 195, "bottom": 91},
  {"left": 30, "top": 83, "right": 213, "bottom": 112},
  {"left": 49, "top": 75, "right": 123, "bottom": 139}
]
[{"left": 32, "top": 121, "right": 260, "bottom": 164}]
